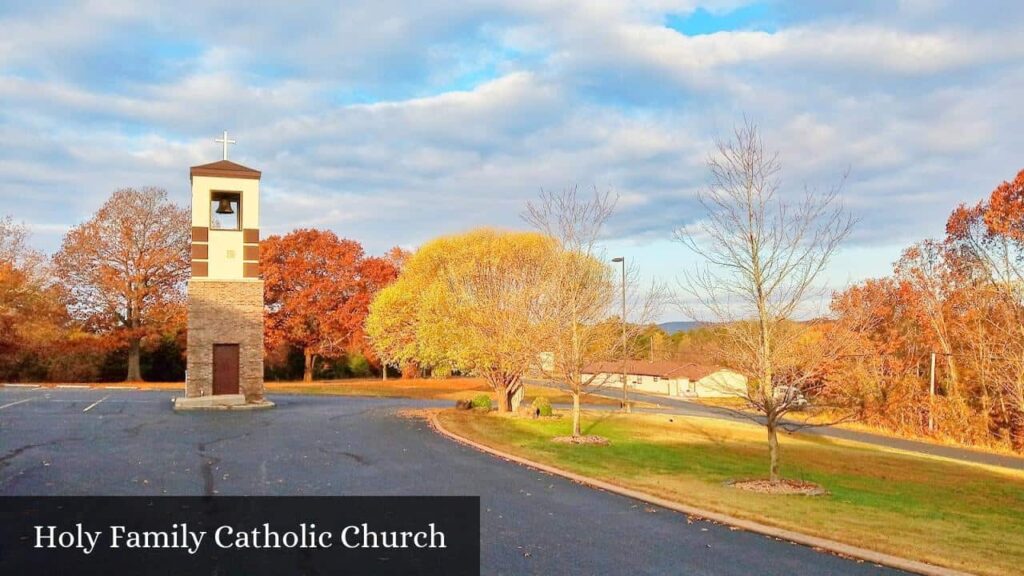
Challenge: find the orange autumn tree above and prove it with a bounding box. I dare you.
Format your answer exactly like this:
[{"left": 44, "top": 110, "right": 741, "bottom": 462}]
[
  {"left": 828, "top": 278, "right": 933, "bottom": 431},
  {"left": 262, "top": 229, "right": 398, "bottom": 382},
  {"left": 828, "top": 168, "right": 1024, "bottom": 451},
  {"left": 945, "top": 168, "right": 1024, "bottom": 449},
  {"left": 54, "top": 188, "right": 190, "bottom": 382},
  {"left": 0, "top": 216, "right": 67, "bottom": 379}
]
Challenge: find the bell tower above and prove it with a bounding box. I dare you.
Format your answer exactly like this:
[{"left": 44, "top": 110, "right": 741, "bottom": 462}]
[{"left": 175, "top": 132, "right": 273, "bottom": 410}]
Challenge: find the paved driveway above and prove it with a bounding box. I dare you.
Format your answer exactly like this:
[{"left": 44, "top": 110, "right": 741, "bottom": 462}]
[
  {"left": 529, "top": 379, "right": 1024, "bottom": 471},
  {"left": 615, "top": 389, "right": 1024, "bottom": 471},
  {"left": 0, "top": 388, "right": 905, "bottom": 575}
]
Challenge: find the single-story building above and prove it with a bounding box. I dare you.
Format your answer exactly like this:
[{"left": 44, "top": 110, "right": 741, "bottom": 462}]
[{"left": 582, "top": 360, "right": 747, "bottom": 398}]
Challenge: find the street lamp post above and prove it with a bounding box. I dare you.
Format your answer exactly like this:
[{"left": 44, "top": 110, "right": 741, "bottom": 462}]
[
  {"left": 929, "top": 351, "right": 936, "bottom": 433},
  {"left": 611, "top": 256, "right": 629, "bottom": 413}
]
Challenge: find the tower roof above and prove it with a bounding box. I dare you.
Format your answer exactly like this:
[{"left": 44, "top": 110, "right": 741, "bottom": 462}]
[{"left": 190, "top": 159, "right": 261, "bottom": 180}]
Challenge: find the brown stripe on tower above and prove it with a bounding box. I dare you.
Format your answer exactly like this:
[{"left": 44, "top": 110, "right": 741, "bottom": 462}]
[
  {"left": 191, "top": 243, "right": 209, "bottom": 260},
  {"left": 192, "top": 226, "right": 209, "bottom": 242},
  {"left": 243, "top": 245, "right": 259, "bottom": 261},
  {"left": 243, "top": 262, "right": 260, "bottom": 278},
  {"left": 192, "top": 261, "right": 209, "bottom": 277},
  {"left": 243, "top": 228, "right": 260, "bottom": 244}
]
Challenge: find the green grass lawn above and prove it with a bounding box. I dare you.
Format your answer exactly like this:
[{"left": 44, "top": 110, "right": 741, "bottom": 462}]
[{"left": 438, "top": 409, "right": 1024, "bottom": 576}]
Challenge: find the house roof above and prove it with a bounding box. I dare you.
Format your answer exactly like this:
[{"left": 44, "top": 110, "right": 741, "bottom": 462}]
[
  {"left": 584, "top": 360, "right": 727, "bottom": 380},
  {"left": 190, "top": 159, "right": 261, "bottom": 180}
]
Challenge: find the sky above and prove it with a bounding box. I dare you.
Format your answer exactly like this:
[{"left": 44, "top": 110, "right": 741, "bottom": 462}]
[{"left": 1, "top": 0, "right": 1022, "bottom": 321}]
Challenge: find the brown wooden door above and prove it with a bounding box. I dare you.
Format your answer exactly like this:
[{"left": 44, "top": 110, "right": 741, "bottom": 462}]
[{"left": 212, "top": 344, "right": 240, "bottom": 395}]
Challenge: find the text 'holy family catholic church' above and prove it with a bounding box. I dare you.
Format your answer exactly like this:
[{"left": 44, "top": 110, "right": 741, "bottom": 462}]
[{"left": 174, "top": 132, "right": 273, "bottom": 411}]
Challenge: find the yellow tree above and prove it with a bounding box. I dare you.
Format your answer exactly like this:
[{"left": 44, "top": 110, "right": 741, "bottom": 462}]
[
  {"left": 366, "top": 281, "right": 423, "bottom": 377},
  {"left": 367, "top": 229, "right": 556, "bottom": 411}
]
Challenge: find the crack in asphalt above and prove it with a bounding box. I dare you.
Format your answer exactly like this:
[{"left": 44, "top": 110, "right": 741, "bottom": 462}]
[
  {"left": 199, "top": 454, "right": 222, "bottom": 496},
  {"left": 122, "top": 418, "right": 168, "bottom": 437},
  {"left": 197, "top": 433, "right": 252, "bottom": 496},
  {"left": 0, "top": 436, "right": 87, "bottom": 491},
  {"left": 317, "top": 447, "right": 370, "bottom": 465},
  {"left": 0, "top": 437, "right": 84, "bottom": 470},
  {"left": 328, "top": 408, "right": 377, "bottom": 422}
]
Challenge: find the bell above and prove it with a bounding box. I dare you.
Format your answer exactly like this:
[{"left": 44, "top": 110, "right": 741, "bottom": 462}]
[{"left": 215, "top": 198, "right": 235, "bottom": 215}]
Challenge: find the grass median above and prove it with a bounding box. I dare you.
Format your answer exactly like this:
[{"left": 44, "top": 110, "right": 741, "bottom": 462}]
[
  {"left": 265, "top": 378, "right": 630, "bottom": 407},
  {"left": 437, "top": 409, "right": 1024, "bottom": 576}
]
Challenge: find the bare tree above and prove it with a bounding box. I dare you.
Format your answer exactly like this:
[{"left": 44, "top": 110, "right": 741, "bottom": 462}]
[
  {"left": 676, "top": 121, "right": 854, "bottom": 482},
  {"left": 524, "top": 186, "right": 664, "bottom": 437}
]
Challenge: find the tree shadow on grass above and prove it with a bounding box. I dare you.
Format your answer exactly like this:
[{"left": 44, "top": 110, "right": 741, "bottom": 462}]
[
  {"left": 582, "top": 410, "right": 618, "bottom": 436},
  {"left": 674, "top": 418, "right": 734, "bottom": 448}
]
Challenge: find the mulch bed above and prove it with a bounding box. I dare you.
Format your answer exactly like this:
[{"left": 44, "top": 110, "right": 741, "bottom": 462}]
[
  {"left": 725, "top": 478, "right": 828, "bottom": 496},
  {"left": 552, "top": 435, "right": 610, "bottom": 445}
]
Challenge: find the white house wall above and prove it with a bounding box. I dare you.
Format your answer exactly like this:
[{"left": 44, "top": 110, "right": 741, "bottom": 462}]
[
  {"left": 582, "top": 370, "right": 748, "bottom": 398},
  {"left": 691, "top": 371, "right": 748, "bottom": 398}
]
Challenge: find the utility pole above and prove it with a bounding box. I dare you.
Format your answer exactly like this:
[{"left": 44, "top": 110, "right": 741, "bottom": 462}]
[
  {"left": 928, "top": 351, "right": 936, "bottom": 433},
  {"left": 611, "top": 256, "right": 629, "bottom": 413}
]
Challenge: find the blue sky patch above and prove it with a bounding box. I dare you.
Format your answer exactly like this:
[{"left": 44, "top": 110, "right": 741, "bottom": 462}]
[{"left": 665, "top": 2, "right": 777, "bottom": 36}]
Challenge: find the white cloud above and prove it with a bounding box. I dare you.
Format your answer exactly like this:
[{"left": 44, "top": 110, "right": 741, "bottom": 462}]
[{"left": 0, "top": 0, "right": 1021, "bottom": 291}]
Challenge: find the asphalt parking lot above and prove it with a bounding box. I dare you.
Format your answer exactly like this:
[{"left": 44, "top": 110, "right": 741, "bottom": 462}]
[{"left": 0, "top": 388, "right": 905, "bottom": 575}]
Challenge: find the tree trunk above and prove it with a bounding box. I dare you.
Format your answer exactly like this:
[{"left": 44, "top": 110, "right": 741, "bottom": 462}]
[
  {"left": 303, "top": 348, "right": 315, "bottom": 383},
  {"left": 401, "top": 362, "right": 418, "bottom": 379},
  {"left": 126, "top": 336, "right": 143, "bottom": 382},
  {"left": 125, "top": 299, "right": 143, "bottom": 382},
  {"left": 767, "top": 418, "right": 780, "bottom": 482},
  {"left": 1010, "top": 402, "right": 1024, "bottom": 453},
  {"left": 496, "top": 385, "right": 511, "bottom": 413},
  {"left": 571, "top": 392, "right": 581, "bottom": 437}
]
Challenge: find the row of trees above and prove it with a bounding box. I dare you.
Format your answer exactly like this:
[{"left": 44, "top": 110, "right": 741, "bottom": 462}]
[
  {"left": 363, "top": 122, "right": 859, "bottom": 482},
  {"left": 828, "top": 168, "right": 1024, "bottom": 450},
  {"left": 0, "top": 190, "right": 400, "bottom": 383},
  {"left": 6, "top": 122, "right": 1022, "bottom": 479}
]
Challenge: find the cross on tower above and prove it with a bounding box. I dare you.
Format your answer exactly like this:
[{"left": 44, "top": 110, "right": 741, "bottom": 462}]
[{"left": 215, "top": 130, "right": 236, "bottom": 160}]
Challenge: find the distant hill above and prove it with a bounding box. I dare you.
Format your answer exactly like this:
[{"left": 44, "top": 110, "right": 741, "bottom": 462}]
[{"left": 658, "top": 321, "right": 703, "bottom": 335}]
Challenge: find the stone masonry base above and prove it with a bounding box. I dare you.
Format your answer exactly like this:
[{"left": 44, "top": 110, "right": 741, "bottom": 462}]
[{"left": 185, "top": 279, "right": 266, "bottom": 402}]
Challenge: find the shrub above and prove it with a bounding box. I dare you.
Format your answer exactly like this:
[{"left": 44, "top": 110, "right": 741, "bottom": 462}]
[
  {"left": 471, "top": 394, "right": 493, "bottom": 410},
  {"left": 532, "top": 396, "right": 553, "bottom": 417},
  {"left": 346, "top": 353, "right": 372, "bottom": 377}
]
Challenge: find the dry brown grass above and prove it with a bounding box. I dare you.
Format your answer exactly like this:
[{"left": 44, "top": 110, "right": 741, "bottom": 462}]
[{"left": 22, "top": 377, "right": 648, "bottom": 407}]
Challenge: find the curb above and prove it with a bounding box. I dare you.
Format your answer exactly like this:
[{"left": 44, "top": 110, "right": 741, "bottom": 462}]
[{"left": 427, "top": 411, "right": 972, "bottom": 576}]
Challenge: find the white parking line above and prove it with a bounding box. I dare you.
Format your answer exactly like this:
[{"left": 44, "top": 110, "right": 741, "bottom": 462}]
[
  {"left": 82, "top": 395, "right": 110, "bottom": 412},
  {"left": 0, "top": 397, "right": 37, "bottom": 410}
]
